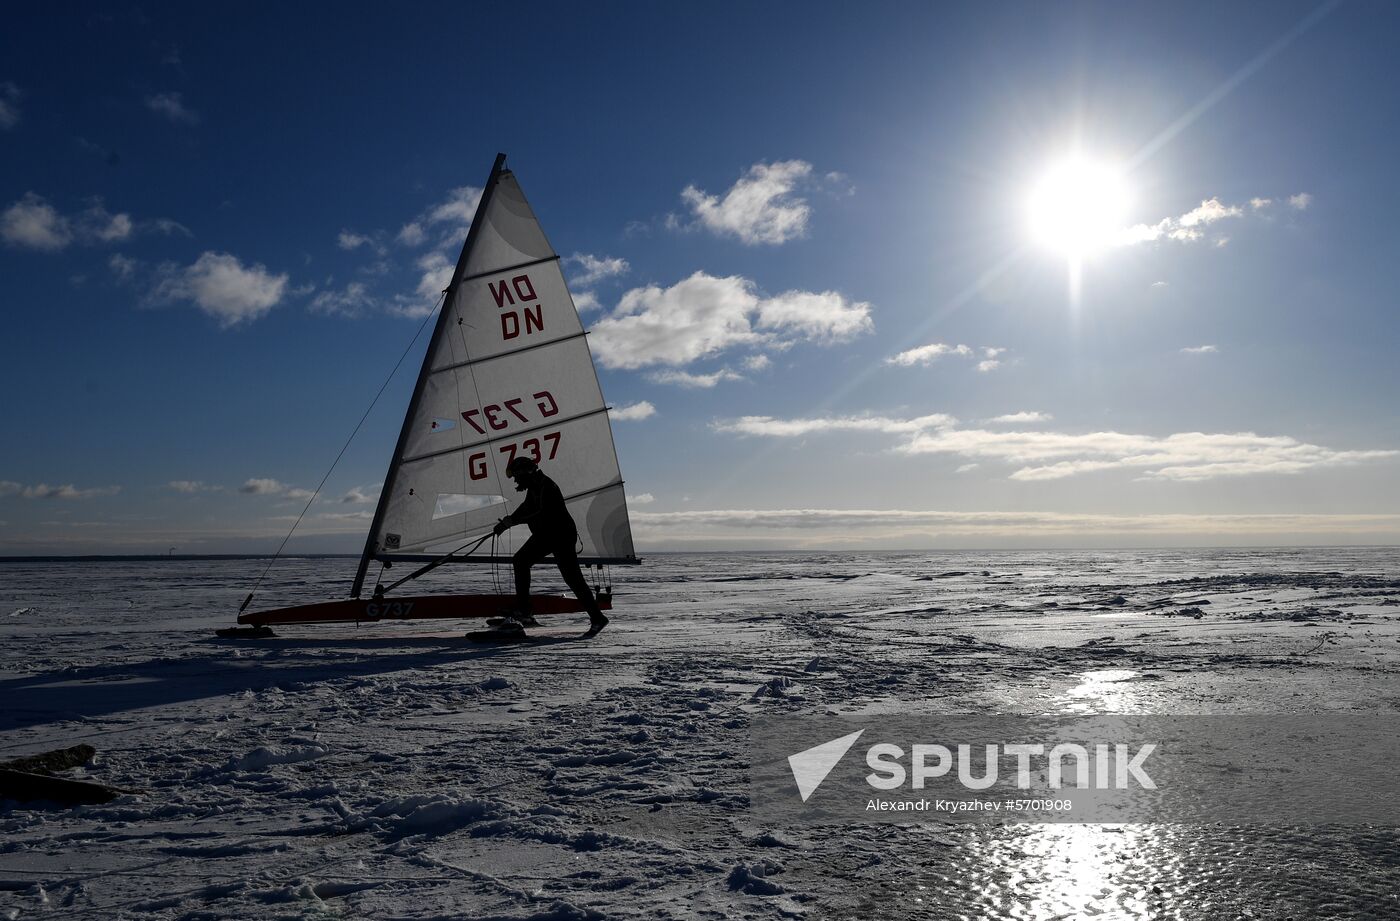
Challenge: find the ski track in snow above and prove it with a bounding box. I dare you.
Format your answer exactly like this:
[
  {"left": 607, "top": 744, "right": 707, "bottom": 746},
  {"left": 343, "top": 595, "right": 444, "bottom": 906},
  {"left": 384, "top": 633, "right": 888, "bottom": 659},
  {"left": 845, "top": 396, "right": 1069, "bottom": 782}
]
[{"left": 2, "top": 549, "right": 1400, "bottom": 919}]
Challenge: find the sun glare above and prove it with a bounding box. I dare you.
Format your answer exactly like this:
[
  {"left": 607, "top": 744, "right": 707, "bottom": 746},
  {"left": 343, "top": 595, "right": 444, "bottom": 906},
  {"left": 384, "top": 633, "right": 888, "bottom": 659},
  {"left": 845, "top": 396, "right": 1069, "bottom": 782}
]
[{"left": 1026, "top": 156, "right": 1130, "bottom": 258}]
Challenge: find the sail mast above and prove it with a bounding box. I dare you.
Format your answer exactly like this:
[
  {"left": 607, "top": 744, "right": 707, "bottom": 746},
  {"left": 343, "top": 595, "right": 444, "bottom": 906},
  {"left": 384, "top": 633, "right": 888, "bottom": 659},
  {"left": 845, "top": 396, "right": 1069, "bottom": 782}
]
[{"left": 350, "top": 152, "right": 508, "bottom": 599}]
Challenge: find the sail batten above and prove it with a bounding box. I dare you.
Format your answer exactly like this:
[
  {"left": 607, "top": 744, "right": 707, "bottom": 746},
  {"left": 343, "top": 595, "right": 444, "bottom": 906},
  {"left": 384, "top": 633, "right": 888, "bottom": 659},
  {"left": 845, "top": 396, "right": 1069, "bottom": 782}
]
[
  {"left": 401, "top": 406, "right": 614, "bottom": 465},
  {"left": 429, "top": 330, "right": 590, "bottom": 375},
  {"left": 458, "top": 254, "right": 561, "bottom": 285},
  {"left": 352, "top": 156, "right": 636, "bottom": 594}
]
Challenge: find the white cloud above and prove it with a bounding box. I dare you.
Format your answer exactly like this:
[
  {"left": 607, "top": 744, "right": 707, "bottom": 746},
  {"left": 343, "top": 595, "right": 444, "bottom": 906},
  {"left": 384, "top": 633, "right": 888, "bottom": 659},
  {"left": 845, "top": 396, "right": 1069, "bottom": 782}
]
[
  {"left": 566, "top": 253, "right": 629, "bottom": 286},
  {"left": 648, "top": 368, "right": 744, "bottom": 388},
  {"left": 2, "top": 193, "right": 72, "bottom": 251},
  {"left": 384, "top": 187, "right": 484, "bottom": 316},
  {"left": 572, "top": 290, "right": 602, "bottom": 313},
  {"left": 589, "top": 271, "right": 871, "bottom": 370},
  {"left": 1288, "top": 192, "right": 1312, "bottom": 210},
  {"left": 425, "top": 186, "right": 482, "bottom": 231},
  {"left": 955, "top": 463, "right": 979, "bottom": 473},
  {"left": 626, "top": 493, "right": 655, "bottom": 505},
  {"left": 153, "top": 252, "right": 289, "bottom": 327},
  {"left": 16, "top": 483, "right": 121, "bottom": 500},
  {"left": 240, "top": 478, "right": 313, "bottom": 500},
  {"left": 1119, "top": 197, "right": 1248, "bottom": 246},
  {"left": 391, "top": 249, "right": 453, "bottom": 318},
  {"left": 0, "top": 481, "right": 21, "bottom": 497},
  {"left": 589, "top": 274, "right": 762, "bottom": 368},
  {"left": 240, "top": 478, "right": 287, "bottom": 495},
  {"left": 611, "top": 400, "right": 656, "bottom": 421},
  {"left": 680, "top": 160, "right": 814, "bottom": 244},
  {"left": 988, "top": 411, "right": 1053, "bottom": 424},
  {"left": 631, "top": 507, "right": 1400, "bottom": 543},
  {"left": 311, "top": 281, "right": 375, "bottom": 317},
  {"left": 755, "top": 289, "right": 873, "bottom": 343},
  {"left": 144, "top": 92, "right": 199, "bottom": 124},
  {"left": 1181, "top": 345, "right": 1218, "bottom": 354},
  {"left": 318, "top": 510, "right": 374, "bottom": 522},
  {"left": 716, "top": 411, "right": 1396, "bottom": 483},
  {"left": 82, "top": 203, "right": 133, "bottom": 242},
  {"left": 2, "top": 194, "right": 174, "bottom": 251},
  {"left": 744, "top": 354, "right": 771, "bottom": 371},
  {"left": 1178, "top": 198, "right": 1243, "bottom": 227},
  {"left": 166, "top": 480, "right": 223, "bottom": 493},
  {"left": 1250, "top": 197, "right": 1272, "bottom": 210},
  {"left": 901, "top": 428, "right": 1395, "bottom": 482},
  {"left": 888, "top": 342, "right": 1004, "bottom": 372},
  {"left": 322, "top": 185, "right": 487, "bottom": 319},
  {"left": 150, "top": 218, "right": 192, "bottom": 237},
  {"left": 0, "top": 82, "right": 21, "bottom": 130},
  {"left": 338, "top": 230, "right": 379, "bottom": 252},
  {"left": 340, "top": 484, "right": 381, "bottom": 504},
  {"left": 716, "top": 413, "right": 956, "bottom": 437},
  {"left": 887, "top": 343, "right": 973, "bottom": 367},
  {"left": 1151, "top": 281, "right": 1168, "bottom": 288}
]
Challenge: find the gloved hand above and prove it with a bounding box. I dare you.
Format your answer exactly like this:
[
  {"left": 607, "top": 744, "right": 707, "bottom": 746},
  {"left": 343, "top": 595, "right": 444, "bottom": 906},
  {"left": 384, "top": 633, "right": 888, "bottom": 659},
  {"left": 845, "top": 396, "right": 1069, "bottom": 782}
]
[{"left": 493, "top": 518, "right": 510, "bottom": 536}]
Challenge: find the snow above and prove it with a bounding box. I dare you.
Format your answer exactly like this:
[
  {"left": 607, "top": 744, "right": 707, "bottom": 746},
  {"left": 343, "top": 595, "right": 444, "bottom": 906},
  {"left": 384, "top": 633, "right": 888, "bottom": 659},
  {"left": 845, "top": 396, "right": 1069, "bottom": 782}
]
[{"left": 2, "top": 550, "right": 1400, "bottom": 918}]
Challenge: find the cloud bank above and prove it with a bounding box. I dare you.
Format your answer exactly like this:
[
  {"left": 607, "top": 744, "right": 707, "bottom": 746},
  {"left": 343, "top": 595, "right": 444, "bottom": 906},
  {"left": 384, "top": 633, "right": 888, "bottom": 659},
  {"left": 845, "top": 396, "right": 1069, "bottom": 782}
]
[
  {"left": 717, "top": 412, "right": 1396, "bottom": 482},
  {"left": 589, "top": 271, "right": 872, "bottom": 370},
  {"left": 1119, "top": 192, "right": 1311, "bottom": 246}
]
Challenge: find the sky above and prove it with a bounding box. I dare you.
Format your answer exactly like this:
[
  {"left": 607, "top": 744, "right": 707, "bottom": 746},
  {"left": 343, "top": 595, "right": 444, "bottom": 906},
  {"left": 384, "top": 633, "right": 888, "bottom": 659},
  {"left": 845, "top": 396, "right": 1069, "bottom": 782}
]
[{"left": 3, "top": 0, "right": 1400, "bottom": 555}]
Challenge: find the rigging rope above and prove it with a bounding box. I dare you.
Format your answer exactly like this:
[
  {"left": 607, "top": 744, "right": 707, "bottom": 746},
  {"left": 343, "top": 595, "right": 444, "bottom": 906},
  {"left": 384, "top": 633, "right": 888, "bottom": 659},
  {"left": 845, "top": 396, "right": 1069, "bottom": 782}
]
[{"left": 238, "top": 291, "right": 447, "bottom": 614}]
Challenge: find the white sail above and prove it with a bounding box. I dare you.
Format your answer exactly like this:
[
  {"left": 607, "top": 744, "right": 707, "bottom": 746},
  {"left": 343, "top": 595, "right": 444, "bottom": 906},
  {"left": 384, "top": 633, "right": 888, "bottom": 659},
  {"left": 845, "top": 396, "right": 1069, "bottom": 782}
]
[{"left": 357, "top": 158, "right": 635, "bottom": 587}]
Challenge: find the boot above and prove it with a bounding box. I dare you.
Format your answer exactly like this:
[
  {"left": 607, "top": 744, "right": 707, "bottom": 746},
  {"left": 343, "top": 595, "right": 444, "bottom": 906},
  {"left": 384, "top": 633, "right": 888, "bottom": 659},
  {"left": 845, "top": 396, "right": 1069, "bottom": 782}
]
[{"left": 488, "top": 611, "right": 539, "bottom": 628}]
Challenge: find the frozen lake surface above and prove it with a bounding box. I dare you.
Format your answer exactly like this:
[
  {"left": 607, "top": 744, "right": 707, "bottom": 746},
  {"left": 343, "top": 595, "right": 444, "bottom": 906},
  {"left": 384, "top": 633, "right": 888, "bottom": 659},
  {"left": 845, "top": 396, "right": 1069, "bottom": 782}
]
[{"left": 3, "top": 549, "right": 1399, "bottom": 919}]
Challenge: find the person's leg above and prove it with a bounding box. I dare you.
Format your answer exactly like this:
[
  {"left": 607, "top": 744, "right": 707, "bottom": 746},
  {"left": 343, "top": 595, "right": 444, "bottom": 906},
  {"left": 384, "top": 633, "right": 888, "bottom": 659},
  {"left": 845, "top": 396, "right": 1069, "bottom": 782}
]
[
  {"left": 553, "top": 541, "right": 608, "bottom": 631},
  {"left": 512, "top": 534, "right": 550, "bottom": 616}
]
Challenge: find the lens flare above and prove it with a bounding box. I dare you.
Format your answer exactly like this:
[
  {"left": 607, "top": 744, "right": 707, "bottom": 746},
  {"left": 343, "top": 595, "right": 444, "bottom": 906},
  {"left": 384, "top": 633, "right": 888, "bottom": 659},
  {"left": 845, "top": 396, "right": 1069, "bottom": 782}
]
[{"left": 1027, "top": 156, "right": 1130, "bottom": 258}]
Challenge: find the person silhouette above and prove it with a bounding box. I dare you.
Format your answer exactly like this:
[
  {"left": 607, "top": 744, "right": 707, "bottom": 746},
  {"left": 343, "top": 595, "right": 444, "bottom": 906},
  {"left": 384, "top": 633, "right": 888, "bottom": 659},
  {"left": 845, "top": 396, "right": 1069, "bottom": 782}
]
[{"left": 493, "top": 455, "right": 609, "bottom": 635}]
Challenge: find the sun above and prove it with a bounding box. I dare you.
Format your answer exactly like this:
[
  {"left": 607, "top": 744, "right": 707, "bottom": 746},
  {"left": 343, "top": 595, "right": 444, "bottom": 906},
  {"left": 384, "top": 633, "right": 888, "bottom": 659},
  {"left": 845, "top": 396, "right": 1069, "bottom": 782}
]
[{"left": 1026, "top": 155, "right": 1130, "bottom": 259}]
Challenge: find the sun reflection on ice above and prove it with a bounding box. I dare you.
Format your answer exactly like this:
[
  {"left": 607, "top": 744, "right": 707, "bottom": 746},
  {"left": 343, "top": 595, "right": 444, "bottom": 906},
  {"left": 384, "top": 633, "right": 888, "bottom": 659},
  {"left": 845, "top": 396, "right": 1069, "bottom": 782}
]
[
  {"left": 994, "top": 825, "right": 1167, "bottom": 920},
  {"left": 1063, "top": 668, "right": 1142, "bottom": 714}
]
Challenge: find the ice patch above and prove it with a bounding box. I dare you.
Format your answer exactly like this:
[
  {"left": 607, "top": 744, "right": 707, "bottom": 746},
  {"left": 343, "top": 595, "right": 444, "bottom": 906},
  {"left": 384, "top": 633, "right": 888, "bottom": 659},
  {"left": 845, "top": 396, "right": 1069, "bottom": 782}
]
[
  {"left": 753, "top": 676, "right": 797, "bottom": 698},
  {"left": 727, "top": 859, "right": 786, "bottom": 895},
  {"left": 362, "top": 793, "right": 513, "bottom": 839},
  {"left": 521, "top": 901, "right": 605, "bottom": 921},
  {"left": 226, "top": 744, "right": 328, "bottom": 772}
]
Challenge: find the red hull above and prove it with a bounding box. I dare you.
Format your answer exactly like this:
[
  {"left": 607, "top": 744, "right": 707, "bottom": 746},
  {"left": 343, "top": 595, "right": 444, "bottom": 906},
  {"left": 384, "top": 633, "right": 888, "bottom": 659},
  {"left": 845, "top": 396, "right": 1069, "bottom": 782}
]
[{"left": 238, "top": 593, "right": 610, "bottom": 627}]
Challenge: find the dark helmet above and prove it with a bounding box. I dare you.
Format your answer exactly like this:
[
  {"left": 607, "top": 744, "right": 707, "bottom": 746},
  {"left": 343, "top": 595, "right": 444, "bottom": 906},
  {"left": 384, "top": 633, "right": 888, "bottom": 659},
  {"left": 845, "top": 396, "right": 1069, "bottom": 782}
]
[{"left": 505, "top": 456, "right": 538, "bottom": 478}]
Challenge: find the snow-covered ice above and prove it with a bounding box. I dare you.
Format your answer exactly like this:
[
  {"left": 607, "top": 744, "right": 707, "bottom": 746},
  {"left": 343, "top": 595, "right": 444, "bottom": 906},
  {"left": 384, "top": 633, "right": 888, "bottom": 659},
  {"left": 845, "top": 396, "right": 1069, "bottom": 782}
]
[{"left": 3, "top": 549, "right": 1400, "bottom": 918}]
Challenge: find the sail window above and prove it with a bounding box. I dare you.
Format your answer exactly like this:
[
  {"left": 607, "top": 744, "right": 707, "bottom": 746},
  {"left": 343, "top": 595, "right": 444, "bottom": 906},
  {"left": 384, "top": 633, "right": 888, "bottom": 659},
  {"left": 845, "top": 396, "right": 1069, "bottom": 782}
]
[{"left": 432, "top": 493, "right": 507, "bottom": 520}]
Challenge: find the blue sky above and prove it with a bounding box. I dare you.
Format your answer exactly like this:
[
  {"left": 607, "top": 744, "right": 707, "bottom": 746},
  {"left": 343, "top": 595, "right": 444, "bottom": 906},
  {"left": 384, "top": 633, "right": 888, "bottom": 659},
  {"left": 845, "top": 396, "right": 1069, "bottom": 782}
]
[{"left": 3, "top": 0, "right": 1399, "bottom": 554}]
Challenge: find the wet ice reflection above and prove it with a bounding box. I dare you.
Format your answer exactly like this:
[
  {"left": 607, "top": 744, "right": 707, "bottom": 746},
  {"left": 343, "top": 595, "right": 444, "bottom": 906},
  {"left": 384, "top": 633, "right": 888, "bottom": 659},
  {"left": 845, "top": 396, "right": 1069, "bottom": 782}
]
[
  {"left": 879, "top": 822, "right": 1398, "bottom": 920},
  {"left": 891, "top": 823, "right": 1195, "bottom": 920},
  {"left": 1063, "top": 669, "right": 1141, "bottom": 714}
]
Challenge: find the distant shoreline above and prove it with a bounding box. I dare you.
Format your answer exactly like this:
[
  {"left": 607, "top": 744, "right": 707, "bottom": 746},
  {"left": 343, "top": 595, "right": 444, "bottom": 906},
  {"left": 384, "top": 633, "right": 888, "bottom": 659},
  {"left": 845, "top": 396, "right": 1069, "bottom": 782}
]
[
  {"left": 0, "top": 554, "right": 360, "bottom": 563},
  {"left": 1, "top": 545, "right": 1398, "bottom": 564}
]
